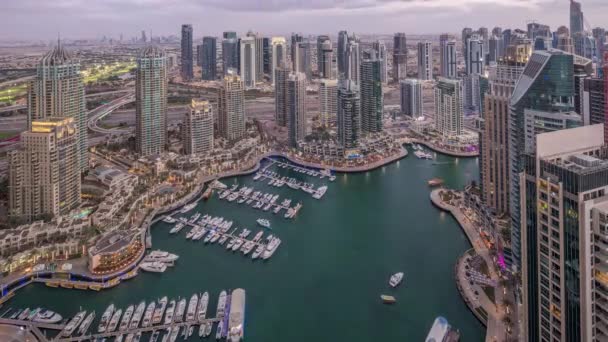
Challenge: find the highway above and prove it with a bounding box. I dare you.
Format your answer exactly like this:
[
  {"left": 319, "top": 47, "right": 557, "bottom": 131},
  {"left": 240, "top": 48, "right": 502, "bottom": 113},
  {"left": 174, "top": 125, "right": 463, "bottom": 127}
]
[
  {"left": 0, "top": 89, "right": 131, "bottom": 114},
  {"left": 87, "top": 93, "right": 135, "bottom": 134}
]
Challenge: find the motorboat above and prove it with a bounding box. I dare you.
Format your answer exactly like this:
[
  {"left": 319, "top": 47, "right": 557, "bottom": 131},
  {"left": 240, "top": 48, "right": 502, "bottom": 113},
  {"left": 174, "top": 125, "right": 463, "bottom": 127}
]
[
  {"left": 197, "top": 292, "right": 209, "bottom": 323},
  {"left": 174, "top": 298, "right": 186, "bottom": 323},
  {"left": 107, "top": 309, "right": 122, "bottom": 332},
  {"left": 381, "top": 295, "right": 397, "bottom": 304},
  {"left": 139, "top": 261, "right": 167, "bottom": 273},
  {"left": 32, "top": 309, "right": 63, "bottom": 324},
  {"left": 78, "top": 311, "right": 95, "bottom": 335},
  {"left": 256, "top": 219, "right": 270, "bottom": 228},
  {"left": 119, "top": 305, "right": 134, "bottom": 331},
  {"left": 164, "top": 300, "right": 176, "bottom": 325},
  {"left": 152, "top": 297, "right": 167, "bottom": 325},
  {"left": 216, "top": 291, "right": 227, "bottom": 317},
  {"left": 262, "top": 237, "right": 282, "bottom": 260},
  {"left": 61, "top": 310, "right": 86, "bottom": 337},
  {"left": 389, "top": 272, "right": 404, "bottom": 288},
  {"left": 186, "top": 294, "right": 199, "bottom": 322},
  {"left": 142, "top": 301, "right": 156, "bottom": 328}
]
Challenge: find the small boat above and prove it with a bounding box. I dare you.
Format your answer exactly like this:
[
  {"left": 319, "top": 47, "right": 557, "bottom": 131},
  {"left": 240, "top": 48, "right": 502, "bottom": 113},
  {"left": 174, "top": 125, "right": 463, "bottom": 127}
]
[
  {"left": 115, "top": 334, "right": 124, "bottom": 342},
  {"left": 134, "top": 332, "right": 142, "bottom": 342},
  {"left": 204, "top": 322, "right": 212, "bottom": 337},
  {"left": 215, "top": 320, "right": 224, "bottom": 340},
  {"left": 10, "top": 309, "right": 21, "bottom": 319},
  {"left": 153, "top": 297, "right": 167, "bottom": 325},
  {"left": 169, "top": 325, "right": 180, "bottom": 342},
  {"left": 197, "top": 292, "right": 209, "bottom": 323},
  {"left": 381, "top": 295, "right": 397, "bottom": 304},
  {"left": 129, "top": 301, "right": 146, "bottom": 330},
  {"left": 98, "top": 304, "right": 115, "bottom": 333},
  {"left": 26, "top": 308, "right": 41, "bottom": 320},
  {"left": 150, "top": 330, "right": 160, "bottom": 342},
  {"left": 18, "top": 308, "right": 30, "bottom": 320},
  {"left": 216, "top": 291, "right": 227, "bottom": 317},
  {"left": 389, "top": 272, "right": 404, "bottom": 288},
  {"left": 186, "top": 294, "right": 199, "bottom": 322},
  {"left": 107, "top": 309, "right": 122, "bottom": 332},
  {"left": 188, "top": 325, "right": 194, "bottom": 337},
  {"left": 428, "top": 178, "right": 444, "bottom": 187}
]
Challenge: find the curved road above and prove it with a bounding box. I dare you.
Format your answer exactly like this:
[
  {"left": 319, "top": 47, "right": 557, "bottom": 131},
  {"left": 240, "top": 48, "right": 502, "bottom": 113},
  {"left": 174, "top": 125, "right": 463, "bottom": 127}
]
[{"left": 87, "top": 93, "right": 135, "bottom": 134}]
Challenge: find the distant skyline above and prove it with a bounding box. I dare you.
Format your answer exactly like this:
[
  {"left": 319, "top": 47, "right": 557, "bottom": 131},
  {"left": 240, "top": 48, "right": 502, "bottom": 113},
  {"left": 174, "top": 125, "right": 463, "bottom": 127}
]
[{"left": 1, "top": 0, "right": 607, "bottom": 40}]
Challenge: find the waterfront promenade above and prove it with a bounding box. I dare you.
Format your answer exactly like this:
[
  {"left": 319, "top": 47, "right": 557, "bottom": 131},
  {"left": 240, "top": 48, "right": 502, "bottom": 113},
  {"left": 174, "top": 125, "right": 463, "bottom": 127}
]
[
  {"left": 409, "top": 138, "right": 479, "bottom": 158},
  {"left": 430, "top": 189, "right": 506, "bottom": 342}
]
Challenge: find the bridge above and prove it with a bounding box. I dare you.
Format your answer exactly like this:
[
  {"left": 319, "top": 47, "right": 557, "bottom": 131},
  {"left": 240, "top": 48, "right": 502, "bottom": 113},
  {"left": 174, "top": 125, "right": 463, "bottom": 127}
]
[
  {"left": 0, "top": 89, "right": 132, "bottom": 114},
  {"left": 87, "top": 93, "right": 135, "bottom": 134}
]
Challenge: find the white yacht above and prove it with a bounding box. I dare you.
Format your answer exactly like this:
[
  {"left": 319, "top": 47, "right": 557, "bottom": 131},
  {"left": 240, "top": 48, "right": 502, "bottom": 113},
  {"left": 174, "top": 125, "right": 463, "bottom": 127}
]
[
  {"left": 313, "top": 186, "right": 328, "bottom": 199},
  {"left": 216, "top": 320, "right": 224, "bottom": 340},
  {"left": 118, "top": 305, "right": 135, "bottom": 331},
  {"left": 152, "top": 297, "right": 167, "bottom": 325},
  {"left": 256, "top": 219, "right": 270, "bottom": 228},
  {"left": 107, "top": 309, "right": 122, "bottom": 333},
  {"left": 33, "top": 309, "right": 62, "bottom": 324},
  {"left": 129, "top": 301, "right": 146, "bottom": 330},
  {"left": 142, "top": 301, "right": 156, "bottom": 328},
  {"left": 389, "top": 272, "right": 404, "bottom": 288},
  {"left": 251, "top": 244, "right": 265, "bottom": 260},
  {"left": 139, "top": 261, "right": 167, "bottom": 273},
  {"left": 145, "top": 250, "right": 179, "bottom": 263},
  {"left": 169, "top": 223, "right": 185, "bottom": 234},
  {"left": 216, "top": 291, "right": 227, "bottom": 317},
  {"left": 231, "top": 239, "right": 244, "bottom": 252},
  {"left": 252, "top": 230, "right": 264, "bottom": 243},
  {"left": 174, "top": 298, "right": 187, "bottom": 323},
  {"left": 180, "top": 202, "right": 197, "bottom": 214},
  {"left": 197, "top": 292, "right": 209, "bottom": 323},
  {"left": 169, "top": 325, "right": 180, "bottom": 342},
  {"left": 78, "top": 311, "right": 95, "bottom": 335},
  {"left": 98, "top": 304, "right": 115, "bottom": 333},
  {"left": 186, "top": 294, "right": 199, "bottom": 322},
  {"left": 61, "top": 310, "right": 86, "bottom": 337},
  {"left": 163, "top": 300, "right": 176, "bottom": 325},
  {"left": 162, "top": 216, "right": 176, "bottom": 224},
  {"left": 262, "top": 237, "right": 282, "bottom": 260}
]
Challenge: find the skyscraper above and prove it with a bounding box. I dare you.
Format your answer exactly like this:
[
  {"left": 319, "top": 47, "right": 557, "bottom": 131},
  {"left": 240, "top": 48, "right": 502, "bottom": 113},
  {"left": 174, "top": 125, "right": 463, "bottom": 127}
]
[
  {"left": 28, "top": 43, "right": 87, "bottom": 171},
  {"left": 136, "top": 46, "right": 168, "bottom": 156},
  {"left": 593, "top": 27, "right": 606, "bottom": 67},
  {"left": 570, "top": 0, "right": 584, "bottom": 37},
  {"left": 246, "top": 31, "right": 264, "bottom": 81},
  {"left": 183, "top": 100, "right": 214, "bottom": 155},
  {"left": 316, "top": 35, "right": 330, "bottom": 73},
  {"left": 274, "top": 67, "right": 289, "bottom": 127},
  {"left": 319, "top": 79, "right": 338, "bottom": 127},
  {"left": 488, "top": 35, "right": 501, "bottom": 64},
  {"left": 271, "top": 37, "right": 287, "bottom": 85},
  {"left": 372, "top": 40, "right": 388, "bottom": 83},
  {"left": 218, "top": 69, "right": 246, "bottom": 141},
  {"left": 337, "top": 31, "right": 348, "bottom": 77},
  {"left": 263, "top": 37, "right": 271, "bottom": 75},
  {"left": 200, "top": 37, "right": 217, "bottom": 81},
  {"left": 181, "top": 24, "right": 194, "bottom": 81},
  {"left": 462, "top": 27, "right": 473, "bottom": 61},
  {"left": 465, "top": 34, "right": 484, "bottom": 75},
  {"left": 417, "top": 41, "right": 432, "bottom": 80},
  {"left": 480, "top": 41, "right": 531, "bottom": 216},
  {"left": 286, "top": 72, "right": 307, "bottom": 148},
  {"left": 222, "top": 37, "right": 239, "bottom": 75},
  {"left": 295, "top": 41, "right": 312, "bottom": 79},
  {"left": 290, "top": 33, "right": 303, "bottom": 71},
  {"left": 239, "top": 36, "right": 257, "bottom": 88},
  {"left": 360, "top": 56, "right": 383, "bottom": 133},
  {"left": 556, "top": 34, "right": 575, "bottom": 53},
  {"left": 509, "top": 53, "right": 575, "bottom": 334},
  {"left": 478, "top": 27, "right": 489, "bottom": 58},
  {"left": 400, "top": 79, "right": 423, "bottom": 117},
  {"left": 338, "top": 80, "right": 361, "bottom": 149},
  {"left": 9, "top": 117, "right": 81, "bottom": 222},
  {"left": 344, "top": 37, "right": 360, "bottom": 84},
  {"left": 583, "top": 77, "right": 605, "bottom": 127},
  {"left": 521, "top": 124, "right": 608, "bottom": 342},
  {"left": 440, "top": 35, "right": 457, "bottom": 79},
  {"left": 434, "top": 77, "right": 463, "bottom": 137},
  {"left": 393, "top": 33, "right": 407, "bottom": 82},
  {"left": 223, "top": 31, "right": 237, "bottom": 40},
  {"left": 319, "top": 40, "right": 333, "bottom": 79}
]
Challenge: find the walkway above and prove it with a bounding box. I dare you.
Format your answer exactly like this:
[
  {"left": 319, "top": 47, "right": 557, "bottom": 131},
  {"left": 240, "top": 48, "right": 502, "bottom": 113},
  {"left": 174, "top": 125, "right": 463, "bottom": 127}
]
[
  {"left": 430, "top": 189, "right": 507, "bottom": 342},
  {"left": 409, "top": 138, "right": 479, "bottom": 158}
]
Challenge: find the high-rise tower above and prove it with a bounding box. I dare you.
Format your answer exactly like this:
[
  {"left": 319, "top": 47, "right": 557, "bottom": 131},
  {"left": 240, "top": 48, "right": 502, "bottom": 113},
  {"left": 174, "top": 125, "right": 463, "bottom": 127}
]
[
  {"left": 183, "top": 99, "right": 214, "bottom": 155},
  {"left": 28, "top": 42, "right": 87, "bottom": 171},
  {"left": 239, "top": 36, "right": 257, "bottom": 88},
  {"left": 181, "top": 24, "right": 194, "bottom": 81},
  {"left": 218, "top": 69, "right": 246, "bottom": 141},
  {"left": 338, "top": 80, "right": 361, "bottom": 149},
  {"left": 400, "top": 79, "right": 423, "bottom": 117},
  {"left": 360, "top": 56, "right": 383, "bottom": 133},
  {"left": 440, "top": 34, "right": 457, "bottom": 79},
  {"left": 274, "top": 67, "right": 289, "bottom": 127},
  {"left": 434, "top": 77, "right": 463, "bottom": 137},
  {"left": 417, "top": 41, "right": 432, "bottom": 80},
  {"left": 286, "top": 72, "right": 307, "bottom": 148},
  {"left": 136, "top": 45, "right": 168, "bottom": 156},
  {"left": 393, "top": 33, "right": 407, "bottom": 82},
  {"left": 271, "top": 37, "right": 287, "bottom": 85}
]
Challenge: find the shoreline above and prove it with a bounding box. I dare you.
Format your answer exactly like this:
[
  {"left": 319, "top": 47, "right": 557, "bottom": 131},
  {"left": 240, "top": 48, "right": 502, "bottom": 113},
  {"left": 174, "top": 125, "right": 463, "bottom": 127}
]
[{"left": 410, "top": 138, "right": 479, "bottom": 158}]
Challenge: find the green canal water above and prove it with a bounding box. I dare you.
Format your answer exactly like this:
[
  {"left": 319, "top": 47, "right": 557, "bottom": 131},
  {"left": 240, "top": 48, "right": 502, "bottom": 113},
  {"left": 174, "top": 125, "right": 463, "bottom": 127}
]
[{"left": 9, "top": 148, "right": 484, "bottom": 341}]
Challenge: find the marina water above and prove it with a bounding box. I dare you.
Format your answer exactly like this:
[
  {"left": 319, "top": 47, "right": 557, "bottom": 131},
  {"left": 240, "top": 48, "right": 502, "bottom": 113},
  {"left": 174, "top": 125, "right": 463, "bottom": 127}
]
[{"left": 9, "top": 148, "right": 484, "bottom": 341}]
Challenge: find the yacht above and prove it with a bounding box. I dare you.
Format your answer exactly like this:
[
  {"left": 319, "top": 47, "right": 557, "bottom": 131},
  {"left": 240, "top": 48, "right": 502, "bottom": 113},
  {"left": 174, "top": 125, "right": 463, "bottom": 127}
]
[
  {"left": 133, "top": 332, "right": 142, "bottom": 342},
  {"left": 78, "top": 311, "right": 95, "bottom": 335},
  {"left": 186, "top": 294, "right": 199, "bottom": 322},
  {"left": 242, "top": 241, "right": 256, "bottom": 255},
  {"left": 61, "top": 310, "right": 86, "bottom": 337},
  {"left": 152, "top": 297, "right": 167, "bottom": 325},
  {"left": 26, "top": 308, "right": 41, "bottom": 320},
  {"left": 162, "top": 216, "right": 176, "bottom": 224},
  {"left": 189, "top": 213, "right": 201, "bottom": 223},
  {"left": 107, "top": 309, "right": 122, "bottom": 333},
  {"left": 119, "top": 305, "right": 134, "bottom": 331},
  {"left": 115, "top": 335, "right": 124, "bottom": 342},
  {"left": 253, "top": 173, "right": 261, "bottom": 181},
  {"left": 139, "top": 261, "right": 167, "bottom": 273},
  {"left": 98, "top": 304, "right": 115, "bottom": 333},
  {"left": 389, "top": 272, "right": 404, "bottom": 288},
  {"left": 169, "top": 326, "right": 180, "bottom": 342},
  {"left": 246, "top": 199, "right": 253, "bottom": 205},
  {"left": 231, "top": 239, "right": 244, "bottom": 252},
  {"left": 32, "top": 309, "right": 63, "bottom": 324},
  {"left": 252, "top": 244, "right": 265, "bottom": 260},
  {"left": 256, "top": 219, "right": 270, "bottom": 229},
  {"left": 219, "top": 235, "right": 230, "bottom": 245},
  {"left": 203, "top": 322, "right": 212, "bottom": 337},
  {"left": 263, "top": 203, "right": 273, "bottom": 211},
  {"left": 262, "top": 237, "right": 282, "bottom": 260},
  {"left": 216, "top": 291, "right": 227, "bottom": 317},
  {"left": 313, "top": 186, "right": 328, "bottom": 199},
  {"left": 204, "top": 232, "right": 215, "bottom": 243},
  {"left": 174, "top": 298, "right": 187, "bottom": 323},
  {"left": 18, "top": 308, "right": 30, "bottom": 320},
  {"left": 145, "top": 250, "right": 179, "bottom": 263},
  {"left": 273, "top": 206, "right": 282, "bottom": 214},
  {"left": 141, "top": 301, "right": 156, "bottom": 328},
  {"left": 150, "top": 330, "right": 160, "bottom": 342},
  {"left": 197, "top": 292, "right": 209, "bottom": 323},
  {"left": 163, "top": 300, "right": 176, "bottom": 325},
  {"left": 210, "top": 233, "right": 221, "bottom": 243},
  {"left": 180, "top": 202, "right": 197, "bottom": 214},
  {"left": 169, "top": 223, "right": 185, "bottom": 234},
  {"left": 252, "top": 230, "right": 264, "bottom": 242}
]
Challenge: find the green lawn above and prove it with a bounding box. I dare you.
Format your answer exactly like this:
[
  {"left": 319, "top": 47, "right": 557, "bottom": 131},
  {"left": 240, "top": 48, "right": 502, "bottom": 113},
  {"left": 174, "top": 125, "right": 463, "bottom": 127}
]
[
  {"left": 0, "top": 84, "right": 27, "bottom": 103},
  {"left": 0, "top": 131, "right": 18, "bottom": 139},
  {"left": 84, "top": 62, "right": 136, "bottom": 84}
]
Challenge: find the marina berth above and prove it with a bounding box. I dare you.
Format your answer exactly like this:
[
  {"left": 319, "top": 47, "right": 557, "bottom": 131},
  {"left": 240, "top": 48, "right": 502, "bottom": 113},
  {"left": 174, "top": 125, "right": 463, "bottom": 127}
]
[
  {"left": 119, "top": 305, "right": 134, "bottom": 331},
  {"left": 164, "top": 299, "right": 176, "bottom": 325},
  {"left": 78, "top": 311, "right": 95, "bottom": 335},
  {"left": 152, "top": 297, "right": 167, "bottom": 325},
  {"left": 141, "top": 301, "right": 156, "bottom": 328},
  {"left": 107, "top": 309, "right": 123, "bottom": 332},
  {"left": 98, "top": 304, "right": 115, "bottom": 333},
  {"left": 61, "top": 310, "right": 86, "bottom": 336}
]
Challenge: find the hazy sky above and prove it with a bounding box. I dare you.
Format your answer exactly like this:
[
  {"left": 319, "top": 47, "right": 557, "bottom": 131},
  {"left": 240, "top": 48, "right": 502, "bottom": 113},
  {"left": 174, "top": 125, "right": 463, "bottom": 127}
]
[{"left": 1, "top": 0, "right": 607, "bottom": 40}]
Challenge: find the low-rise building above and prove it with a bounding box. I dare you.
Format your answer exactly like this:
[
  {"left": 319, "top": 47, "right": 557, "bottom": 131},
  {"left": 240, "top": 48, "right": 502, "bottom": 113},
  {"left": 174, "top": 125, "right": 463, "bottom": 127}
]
[{"left": 88, "top": 229, "right": 144, "bottom": 274}]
